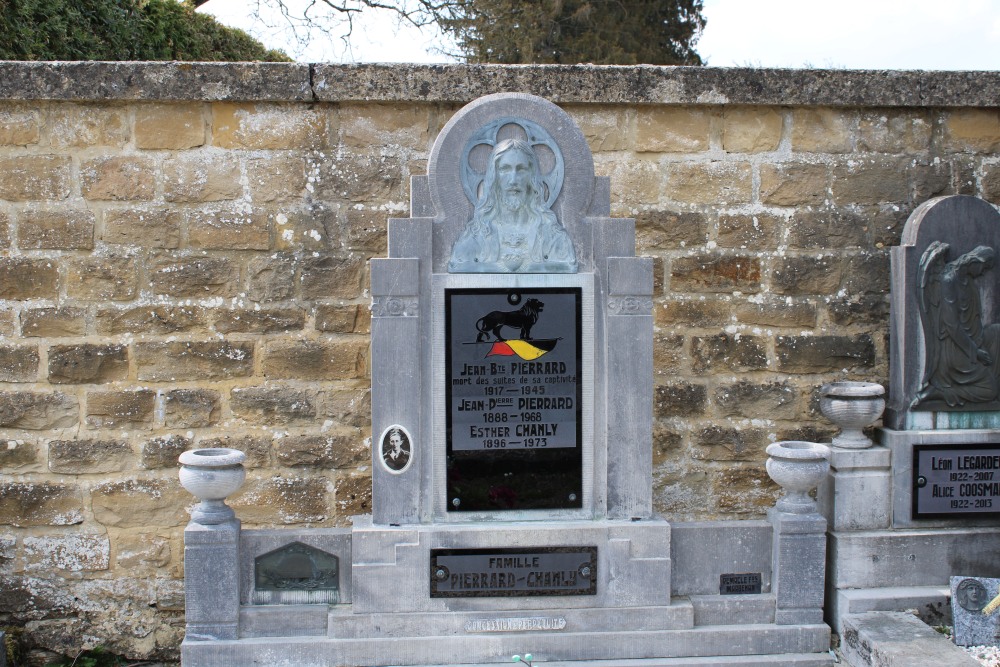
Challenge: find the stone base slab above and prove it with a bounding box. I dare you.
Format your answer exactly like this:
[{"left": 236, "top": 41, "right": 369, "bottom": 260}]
[
  {"left": 827, "top": 586, "right": 950, "bottom": 635},
  {"left": 840, "top": 612, "right": 978, "bottom": 667},
  {"left": 181, "top": 623, "right": 831, "bottom": 667}
]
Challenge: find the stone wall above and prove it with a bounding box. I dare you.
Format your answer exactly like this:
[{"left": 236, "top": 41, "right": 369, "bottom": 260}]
[{"left": 0, "top": 62, "right": 999, "bottom": 661}]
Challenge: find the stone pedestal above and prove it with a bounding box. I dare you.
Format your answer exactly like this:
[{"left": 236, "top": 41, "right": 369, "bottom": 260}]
[
  {"left": 817, "top": 445, "right": 891, "bottom": 531},
  {"left": 770, "top": 509, "right": 827, "bottom": 625},
  {"left": 184, "top": 520, "right": 241, "bottom": 641}
]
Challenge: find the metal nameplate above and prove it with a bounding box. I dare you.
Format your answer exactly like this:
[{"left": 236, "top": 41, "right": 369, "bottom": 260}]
[
  {"left": 913, "top": 444, "right": 1000, "bottom": 518},
  {"left": 430, "top": 547, "right": 597, "bottom": 597},
  {"left": 720, "top": 572, "right": 762, "bottom": 595}
]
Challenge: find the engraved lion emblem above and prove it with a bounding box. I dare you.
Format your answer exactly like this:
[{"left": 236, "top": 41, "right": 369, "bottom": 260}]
[{"left": 475, "top": 298, "right": 544, "bottom": 342}]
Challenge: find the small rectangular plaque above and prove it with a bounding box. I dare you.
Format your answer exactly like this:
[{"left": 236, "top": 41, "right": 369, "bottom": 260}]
[
  {"left": 720, "top": 572, "right": 762, "bottom": 595},
  {"left": 430, "top": 547, "right": 597, "bottom": 597},
  {"left": 913, "top": 444, "right": 1000, "bottom": 518}
]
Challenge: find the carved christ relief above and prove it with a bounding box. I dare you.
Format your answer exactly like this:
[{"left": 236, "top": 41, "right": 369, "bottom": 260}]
[
  {"left": 913, "top": 241, "right": 1000, "bottom": 410},
  {"left": 449, "top": 120, "right": 577, "bottom": 274}
]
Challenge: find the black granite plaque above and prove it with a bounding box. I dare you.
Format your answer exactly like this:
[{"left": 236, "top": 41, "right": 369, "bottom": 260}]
[
  {"left": 913, "top": 444, "right": 1000, "bottom": 518},
  {"left": 430, "top": 547, "right": 597, "bottom": 597},
  {"left": 445, "top": 288, "right": 582, "bottom": 512},
  {"left": 720, "top": 572, "right": 762, "bottom": 595}
]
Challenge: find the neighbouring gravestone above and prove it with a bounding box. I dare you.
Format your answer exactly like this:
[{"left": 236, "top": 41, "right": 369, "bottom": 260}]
[
  {"left": 952, "top": 575, "right": 1000, "bottom": 646},
  {"left": 824, "top": 196, "right": 1000, "bottom": 636}
]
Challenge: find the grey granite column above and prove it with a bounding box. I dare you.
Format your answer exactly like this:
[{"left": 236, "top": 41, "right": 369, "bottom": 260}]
[
  {"left": 183, "top": 519, "right": 240, "bottom": 640},
  {"left": 605, "top": 256, "right": 654, "bottom": 519},
  {"left": 770, "top": 508, "right": 827, "bottom": 625}
]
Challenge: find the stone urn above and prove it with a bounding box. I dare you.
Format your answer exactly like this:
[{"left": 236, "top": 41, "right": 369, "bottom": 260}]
[
  {"left": 178, "top": 448, "right": 246, "bottom": 525},
  {"left": 765, "top": 441, "right": 830, "bottom": 514},
  {"left": 819, "top": 381, "right": 885, "bottom": 449}
]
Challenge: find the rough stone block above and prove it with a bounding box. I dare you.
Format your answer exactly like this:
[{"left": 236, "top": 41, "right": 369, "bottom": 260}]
[
  {"left": 0, "top": 309, "right": 13, "bottom": 337},
  {"left": 344, "top": 208, "right": 391, "bottom": 253},
  {"left": 0, "top": 210, "right": 8, "bottom": 249},
  {"left": 601, "top": 155, "right": 662, "bottom": 205},
  {"left": 858, "top": 110, "right": 932, "bottom": 153},
  {"left": 85, "top": 389, "right": 156, "bottom": 429},
  {"left": 564, "top": 104, "right": 632, "bottom": 152},
  {"left": 213, "top": 308, "right": 305, "bottom": 334},
  {"left": 230, "top": 475, "right": 332, "bottom": 524},
  {"left": 134, "top": 103, "right": 205, "bottom": 149},
  {"left": 135, "top": 341, "right": 253, "bottom": 381},
  {"left": 717, "top": 213, "right": 781, "bottom": 249},
  {"left": 0, "top": 482, "right": 83, "bottom": 526},
  {"left": 636, "top": 107, "right": 711, "bottom": 152},
  {"left": 315, "top": 304, "right": 369, "bottom": 333},
  {"left": 635, "top": 209, "right": 708, "bottom": 249},
  {"left": 247, "top": 253, "right": 296, "bottom": 302},
  {"left": 0, "top": 258, "right": 58, "bottom": 299},
  {"left": 771, "top": 255, "right": 843, "bottom": 295},
  {"left": 693, "top": 425, "right": 767, "bottom": 462},
  {"left": 0, "top": 439, "right": 38, "bottom": 468},
  {"left": 653, "top": 333, "right": 685, "bottom": 376},
  {"left": 827, "top": 295, "right": 890, "bottom": 326},
  {"left": 715, "top": 380, "right": 798, "bottom": 420},
  {"left": 149, "top": 254, "right": 238, "bottom": 297},
  {"left": 102, "top": 207, "right": 181, "bottom": 248},
  {"left": 655, "top": 299, "right": 731, "bottom": 327},
  {"left": 230, "top": 386, "right": 317, "bottom": 425},
  {"left": 116, "top": 533, "right": 171, "bottom": 570},
  {"left": 163, "top": 153, "right": 240, "bottom": 202},
  {"left": 654, "top": 383, "right": 707, "bottom": 418},
  {"left": 80, "top": 155, "right": 155, "bottom": 201},
  {"left": 311, "top": 150, "right": 405, "bottom": 203},
  {"left": 0, "top": 391, "right": 78, "bottom": 430},
  {"left": 187, "top": 209, "right": 270, "bottom": 250},
  {"left": 0, "top": 106, "right": 40, "bottom": 145},
  {"left": 334, "top": 474, "right": 372, "bottom": 519},
  {"left": 666, "top": 162, "right": 752, "bottom": 205},
  {"left": 275, "top": 431, "right": 367, "bottom": 469},
  {"left": 714, "top": 466, "right": 779, "bottom": 515},
  {"left": 831, "top": 158, "right": 911, "bottom": 205},
  {"left": 776, "top": 335, "right": 876, "bottom": 373},
  {"left": 943, "top": 109, "right": 1000, "bottom": 153},
  {"left": 671, "top": 253, "right": 761, "bottom": 293},
  {"left": 212, "top": 102, "right": 326, "bottom": 149},
  {"left": 141, "top": 434, "right": 193, "bottom": 469},
  {"left": 0, "top": 155, "right": 72, "bottom": 200},
  {"left": 47, "top": 343, "right": 128, "bottom": 384},
  {"left": 262, "top": 339, "right": 368, "bottom": 380},
  {"left": 65, "top": 255, "right": 137, "bottom": 300},
  {"left": 786, "top": 208, "right": 868, "bottom": 249},
  {"left": 48, "top": 104, "right": 128, "bottom": 148},
  {"left": 299, "top": 254, "right": 366, "bottom": 299},
  {"left": 732, "top": 300, "right": 817, "bottom": 328},
  {"left": 272, "top": 205, "right": 337, "bottom": 251},
  {"left": 23, "top": 534, "right": 110, "bottom": 572},
  {"left": 48, "top": 438, "right": 132, "bottom": 473},
  {"left": 20, "top": 307, "right": 86, "bottom": 338},
  {"left": 96, "top": 305, "right": 207, "bottom": 335},
  {"left": 722, "top": 106, "right": 782, "bottom": 153},
  {"left": 163, "top": 389, "right": 220, "bottom": 428},
  {"left": 92, "top": 479, "right": 187, "bottom": 528},
  {"left": 760, "top": 163, "right": 830, "bottom": 207},
  {"left": 691, "top": 334, "right": 767, "bottom": 373},
  {"left": 0, "top": 346, "right": 39, "bottom": 382},
  {"left": 318, "top": 383, "right": 370, "bottom": 428},
  {"left": 791, "top": 108, "right": 853, "bottom": 153},
  {"left": 17, "top": 208, "right": 95, "bottom": 249},
  {"left": 246, "top": 155, "right": 307, "bottom": 202}
]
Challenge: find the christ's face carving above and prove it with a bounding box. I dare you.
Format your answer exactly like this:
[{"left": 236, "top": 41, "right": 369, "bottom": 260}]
[{"left": 497, "top": 149, "right": 533, "bottom": 211}]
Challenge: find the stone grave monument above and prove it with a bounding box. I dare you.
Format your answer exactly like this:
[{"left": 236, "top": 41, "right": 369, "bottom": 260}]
[
  {"left": 180, "top": 93, "right": 833, "bottom": 666},
  {"left": 823, "top": 195, "right": 1000, "bottom": 633}
]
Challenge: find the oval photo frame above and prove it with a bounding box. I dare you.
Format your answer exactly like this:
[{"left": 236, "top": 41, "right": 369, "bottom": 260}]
[{"left": 379, "top": 424, "right": 414, "bottom": 475}]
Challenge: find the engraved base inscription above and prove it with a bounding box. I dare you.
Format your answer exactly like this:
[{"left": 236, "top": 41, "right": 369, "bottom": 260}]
[
  {"left": 465, "top": 617, "right": 567, "bottom": 633},
  {"left": 431, "top": 547, "right": 597, "bottom": 597}
]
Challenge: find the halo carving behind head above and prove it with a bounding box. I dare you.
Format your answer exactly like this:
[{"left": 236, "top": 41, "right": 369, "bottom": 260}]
[{"left": 460, "top": 117, "right": 564, "bottom": 210}]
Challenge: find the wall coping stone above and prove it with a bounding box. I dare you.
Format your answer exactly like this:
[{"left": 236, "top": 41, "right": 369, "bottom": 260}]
[{"left": 0, "top": 61, "right": 998, "bottom": 107}]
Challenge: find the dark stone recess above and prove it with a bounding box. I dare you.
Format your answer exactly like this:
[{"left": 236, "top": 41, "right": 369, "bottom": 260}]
[{"left": 0, "top": 62, "right": 997, "bottom": 107}]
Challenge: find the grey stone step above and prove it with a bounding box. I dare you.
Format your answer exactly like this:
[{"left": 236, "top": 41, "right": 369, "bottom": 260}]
[
  {"left": 433, "top": 658, "right": 835, "bottom": 667},
  {"left": 182, "top": 624, "right": 831, "bottom": 667},
  {"left": 689, "top": 594, "right": 775, "bottom": 626},
  {"left": 828, "top": 585, "right": 950, "bottom": 633},
  {"left": 841, "top": 611, "right": 979, "bottom": 667}
]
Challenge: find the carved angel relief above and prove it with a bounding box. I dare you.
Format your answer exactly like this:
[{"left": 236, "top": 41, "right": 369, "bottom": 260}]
[{"left": 913, "top": 241, "right": 1000, "bottom": 410}]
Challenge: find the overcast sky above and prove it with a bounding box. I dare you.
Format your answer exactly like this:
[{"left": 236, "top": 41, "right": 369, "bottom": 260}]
[{"left": 200, "top": 0, "right": 1000, "bottom": 70}]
